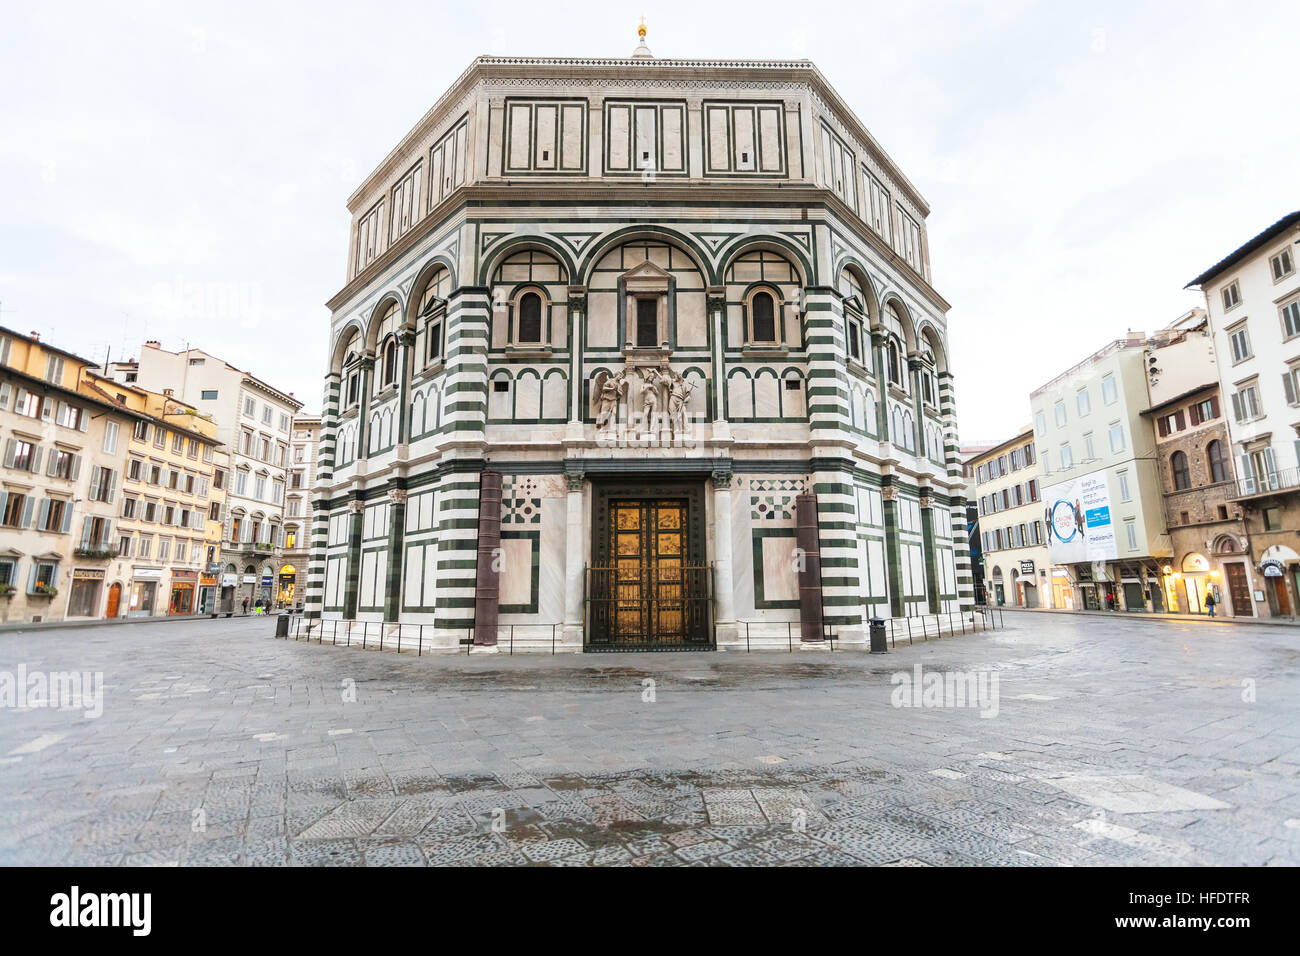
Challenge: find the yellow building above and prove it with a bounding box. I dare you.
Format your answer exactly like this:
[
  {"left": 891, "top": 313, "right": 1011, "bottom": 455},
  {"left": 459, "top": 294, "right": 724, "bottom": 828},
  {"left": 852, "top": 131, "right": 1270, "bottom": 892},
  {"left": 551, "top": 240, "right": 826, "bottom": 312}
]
[{"left": 87, "top": 376, "right": 229, "bottom": 616}]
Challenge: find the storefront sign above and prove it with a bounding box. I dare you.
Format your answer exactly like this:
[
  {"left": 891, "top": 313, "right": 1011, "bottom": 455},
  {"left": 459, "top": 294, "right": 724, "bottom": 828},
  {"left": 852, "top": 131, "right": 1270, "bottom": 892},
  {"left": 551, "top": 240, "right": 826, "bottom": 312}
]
[
  {"left": 1182, "top": 553, "right": 1210, "bottom": 573},
  {"left": 260, "top": 574, "right": 273, "bottom": 587},
  {"left": 171, "top": 570, "right": 198, "bottom": 581},
  {"left": 133, "top": 568, "right": 163, "bottom": 580},
  {"left": 72, "top": 569, "right": 105, "bottom": 581},
  {"left": 1261, "top": 559, "right": 1285, "bottom": 578},
  {"left": 200, "top": 573, "right": 217, "bottom": 586},
  {"left": 222, "top": 574, "right": 238, "bottom": 588},
  {"left": 1019, "top": 560, "right": 1035, "bottom": 575},
  {"left": 242, "top": 575, "right": 257, "bottom": 584}
]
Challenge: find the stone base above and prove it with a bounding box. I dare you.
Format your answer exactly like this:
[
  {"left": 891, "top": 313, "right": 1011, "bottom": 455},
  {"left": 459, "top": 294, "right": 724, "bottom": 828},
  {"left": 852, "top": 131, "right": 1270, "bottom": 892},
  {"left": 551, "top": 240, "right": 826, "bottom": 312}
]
[
  {"left": 468, "top": 644, "right": 500, "bottom": 655},
  {"left": 797, "top": 641, "right": 831, "bottom": 652}
]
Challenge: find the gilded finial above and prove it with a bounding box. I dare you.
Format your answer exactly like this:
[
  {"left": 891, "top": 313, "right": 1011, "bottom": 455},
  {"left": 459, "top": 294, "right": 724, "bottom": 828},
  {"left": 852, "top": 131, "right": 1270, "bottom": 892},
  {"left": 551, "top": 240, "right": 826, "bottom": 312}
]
[{"left": 638, "top": 16, "right": 647, "bottom": 40}]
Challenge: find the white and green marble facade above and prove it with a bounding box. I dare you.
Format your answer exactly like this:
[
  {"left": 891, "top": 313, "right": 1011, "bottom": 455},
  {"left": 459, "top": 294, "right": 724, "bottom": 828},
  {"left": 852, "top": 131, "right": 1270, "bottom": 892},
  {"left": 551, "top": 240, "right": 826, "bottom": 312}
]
[{"left": 306, "top": 56, "right": 971, "bottom": 650}]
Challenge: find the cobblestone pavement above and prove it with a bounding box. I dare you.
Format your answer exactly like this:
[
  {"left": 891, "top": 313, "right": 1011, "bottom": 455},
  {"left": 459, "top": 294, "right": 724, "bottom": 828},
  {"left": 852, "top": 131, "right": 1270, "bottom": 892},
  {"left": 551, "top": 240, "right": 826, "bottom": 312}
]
[{"left": 2, "top": 614, "right": 1298, "bottom": 866}]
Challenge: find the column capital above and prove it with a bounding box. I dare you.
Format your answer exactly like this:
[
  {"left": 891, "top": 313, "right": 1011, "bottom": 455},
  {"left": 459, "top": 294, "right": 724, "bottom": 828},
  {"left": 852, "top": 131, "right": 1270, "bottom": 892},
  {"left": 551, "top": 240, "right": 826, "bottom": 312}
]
[
  {"left": 706, "top": 288, "right": 726, "bottom": 314},
  {"left": 711, "top": 469, "right": 733, "bottom": 490},
  {"left": 881, "top": 485, "right": 898, "bottom": 502},
  {"left": 567, "top": 285, "right": 588, "bottom": 311},
  {"left": 398, "top": 328, "right": 416, "bottom": 348},
  {"left": 564, "top": 470, "right": 585, "bottom": 492},
  {"left": 348, "top": 497, "right": 366, "bottom": 514}
]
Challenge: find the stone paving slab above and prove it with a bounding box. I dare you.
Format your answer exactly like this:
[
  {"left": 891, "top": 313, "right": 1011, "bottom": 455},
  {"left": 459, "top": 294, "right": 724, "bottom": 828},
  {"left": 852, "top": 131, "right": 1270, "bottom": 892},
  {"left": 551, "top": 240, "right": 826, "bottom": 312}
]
[{"left": 1, "top": 614, "right": 1299, "bottom": 865}]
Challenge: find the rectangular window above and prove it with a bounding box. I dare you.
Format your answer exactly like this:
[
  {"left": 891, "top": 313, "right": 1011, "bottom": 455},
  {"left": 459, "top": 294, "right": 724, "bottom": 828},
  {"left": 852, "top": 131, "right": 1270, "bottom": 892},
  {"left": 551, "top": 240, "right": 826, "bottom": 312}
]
[
  {"left": 9, "top": 439, "right": 38, "bottom": 472},
  {"left": 864, "top": 168, "right": 892, "bottom": 241},
  {"left": 1060, "top": 444, "right": 1074, "bottom": 470},
  {"left": 31, "top": 560, "right": 58, "bottom": 592},
  {"left": 1231, "top": 384, "right": 1261, "bottom": 422},
  {"left": 209, "top": 502, "right": 221, "bottom": 521},
  {"left": 121, "top": 497, "right": 137, "bottom": 519},
  {"left": 1101, "top": 374, "right": 1117, "bottom": 405},
  {"left": 1263, "top": 506, "right": 1283, "bottom": 531},
  {"left": 44, "top": 355, "right": 65, "bottom": 384},
  {"left": 1076, "top": 390, "right": 1091, "bottom": 416},
  {"left": 153, "top": 427, "right": 166, "bottom": 449},
  {"left": 158, "top": 538, "right": 171, "bottom": 562},
  {"left": 49, "top": 449, "right": 76, "bottom": 479},
  {"left": 40, "top": 498, "right": 66, "bottom": 532},
  {"left": 213, "top": 469, "right": 226, "bottom": 490},
  {"left": 243, "top": 396, "right": 255, "bottom": 418},
  {"left": 1271, "top": 248, "right": 1295, "bottom": 282},
  {"left": 389, "top": 160, "right": 424, "bottom": 242},
  {"left": 355, "top": 200, "right": 384, "bottom": 275},
  {"left": 1282, "top": 300, "right": 1300, "bottom": 340},
  {"left": 15, "top": 390, "right": 42, "bottom": 418},
  {"left": 1, "top": 493, "right": 26, "bottom": 527},
  {"left": 1034, "top": 411, "right": 1046, "bottom": 435},
  {"left": 1125, "top": 519, "right": 1137, "bottom": 551},
  {"left": 1108, "top": 423, "right": 1125, "bottom": 454},
  {"left": 133, "top": 420, "right": 150, "bottom": 442},
  {"left": 138, "top": 536, "right": 153, "bottom": 559},
  {"left": 1283, "top": 366, "right": 1300, "bottom": 406},
  {"left": 103, "top": 421, "right": 119, "bottom": 455},
  {"left": 1228, "top": 325, "right": 1252, "bottom": 363},
  {"left": 55, "top": 403, "right": 85, "bottom": 430},
  {"left": 1118, "top": 471, "right": 1131, "bottom": 502},
  {"left": 187, "top": 438, "right": 199, "bottom": 459},
  {"left": 279, "top": 413, "right": 290, "bottom": 432},
  {"left": 1221, "top": 281, "right": 1241, "bottom": 310},
  {"left": 1054, "top": 401, "right": 1067, "bottom": 427},
  {"left": 262, "top": 405, "right": 272, "bottom": 425},
  {"left": 201, "top": 389, "right": 218, "bottom": 400},
  {"left": 172, "top": 432, "right": 184, "bottom": 453},
  {"left": 1083, "top": 432, "right": 1095, "bottom": 461}
]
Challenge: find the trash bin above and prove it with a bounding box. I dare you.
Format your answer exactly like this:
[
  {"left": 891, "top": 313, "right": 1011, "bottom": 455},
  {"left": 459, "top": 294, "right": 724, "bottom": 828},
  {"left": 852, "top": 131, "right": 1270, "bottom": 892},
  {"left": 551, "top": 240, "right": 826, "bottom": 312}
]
[
  {"left": 274, "top": 612, "right": 290, "bottom": 638},
  {"left": 869, "top": 617, "right": 887, "bottom": 654}
]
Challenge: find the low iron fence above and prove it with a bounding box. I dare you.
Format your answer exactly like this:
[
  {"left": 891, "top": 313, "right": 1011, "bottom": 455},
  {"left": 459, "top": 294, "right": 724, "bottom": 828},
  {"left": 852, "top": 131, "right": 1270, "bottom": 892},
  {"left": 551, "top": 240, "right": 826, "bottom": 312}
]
[{"left": 281, "top": 616, "right": 564, "bottom": 655}]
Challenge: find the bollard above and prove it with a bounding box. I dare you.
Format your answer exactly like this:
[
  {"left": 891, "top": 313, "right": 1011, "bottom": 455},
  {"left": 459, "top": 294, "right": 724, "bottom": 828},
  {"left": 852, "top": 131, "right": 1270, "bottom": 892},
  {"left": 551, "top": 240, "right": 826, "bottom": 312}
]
[{"left": 869, "top": 617, "right": 888, "bottom": 654}]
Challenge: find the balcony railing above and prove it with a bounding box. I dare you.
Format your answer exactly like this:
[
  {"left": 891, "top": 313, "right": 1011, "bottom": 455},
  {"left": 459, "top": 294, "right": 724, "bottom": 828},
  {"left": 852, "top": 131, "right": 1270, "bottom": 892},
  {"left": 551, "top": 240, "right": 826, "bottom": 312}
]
[{"left": 1232, "top": 467, "right": 1300, "bottom": 500}]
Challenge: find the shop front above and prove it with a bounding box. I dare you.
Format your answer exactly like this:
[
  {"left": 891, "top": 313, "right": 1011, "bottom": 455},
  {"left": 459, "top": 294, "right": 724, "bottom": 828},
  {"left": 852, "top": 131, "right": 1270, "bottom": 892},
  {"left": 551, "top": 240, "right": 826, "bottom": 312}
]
[
  {"left": 259, "top": 570, "right": 274, "bottom": 607},
  {"left": 129, "top": 568, "right": 162, "bottom": 617},
  {"left": 1259, "top": 546, "right": 1299, "bottom": 618},
  {"left": 198, "top": 572, "right": 218, "bottom": 614},
  {"left": 67, "top": 568, "right": 105, "bottom": 618},
  {"left": 220, "top": 572, "right": 238, "bottom": 614},
  {"left": 277, "top": 565, "right": 296, "bottom": 609},
  {"left": 169, "top": 570, "right": 198, "bottom": 615},
  {"left": 1050, "top": 567, "right": 1073, "bottom": 609}
]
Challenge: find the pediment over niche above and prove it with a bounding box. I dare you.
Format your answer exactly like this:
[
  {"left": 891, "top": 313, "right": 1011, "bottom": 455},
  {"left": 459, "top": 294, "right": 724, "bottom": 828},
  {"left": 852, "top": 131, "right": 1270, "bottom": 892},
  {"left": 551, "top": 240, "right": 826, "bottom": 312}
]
[{"left": 621, "top": 259, "right": 673, "bottom": 291}]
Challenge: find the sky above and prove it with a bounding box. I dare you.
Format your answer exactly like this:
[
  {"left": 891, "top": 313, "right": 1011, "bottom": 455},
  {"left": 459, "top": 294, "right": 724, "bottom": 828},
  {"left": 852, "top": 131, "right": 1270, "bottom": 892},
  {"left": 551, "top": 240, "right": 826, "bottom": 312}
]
[{"left": 2, "top": 0, "right": 1297, "bottom": 435}]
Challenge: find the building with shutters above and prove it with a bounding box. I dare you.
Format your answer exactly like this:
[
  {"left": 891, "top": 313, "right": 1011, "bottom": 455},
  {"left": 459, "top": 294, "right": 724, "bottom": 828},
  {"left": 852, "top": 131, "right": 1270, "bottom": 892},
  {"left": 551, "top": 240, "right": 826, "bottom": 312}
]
[
  {"left": 1187, "top": 211, "right": 1300, "bottom": 619},
  {"left": 0, "top": 328, "right": 139, "bottom": 622},
  {"left": 1140, "top": 309, "right": 1256, "bottom": 617},
  {"left": 92, "top": 380, "right": 229, "bottom": 617},
  {"left": 966, "top": 428, "right": 1050, "bottom": 608},
  {"left": 1030, "top": 334, "right": 1173, "bottom": 612},
  {"left": 281, "top": 414, "right": 322, "bottom": 607},
  {"left": 107, "top": 342, "right": 302, "bottom": 610},
  {"left": 306, "top": 30, "right": 972, "bottom": 651}
]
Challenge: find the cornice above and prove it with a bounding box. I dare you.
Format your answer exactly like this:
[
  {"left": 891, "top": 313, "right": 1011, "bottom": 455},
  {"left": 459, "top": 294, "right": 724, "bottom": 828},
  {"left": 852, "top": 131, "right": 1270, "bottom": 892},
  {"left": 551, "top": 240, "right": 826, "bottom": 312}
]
[{"left": 328, "top": 183, "right": 952, "bottom": 315}]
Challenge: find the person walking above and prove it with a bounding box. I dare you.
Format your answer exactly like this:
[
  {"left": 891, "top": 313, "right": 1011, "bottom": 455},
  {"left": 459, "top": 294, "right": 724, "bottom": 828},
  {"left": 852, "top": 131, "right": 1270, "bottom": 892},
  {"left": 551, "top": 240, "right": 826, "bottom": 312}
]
[
  {"left": 241, "top": 594, "right": 250, "bottom": 615},
  {"left": 1205, "top": 590, "right": 1217, "bottom": 617}
]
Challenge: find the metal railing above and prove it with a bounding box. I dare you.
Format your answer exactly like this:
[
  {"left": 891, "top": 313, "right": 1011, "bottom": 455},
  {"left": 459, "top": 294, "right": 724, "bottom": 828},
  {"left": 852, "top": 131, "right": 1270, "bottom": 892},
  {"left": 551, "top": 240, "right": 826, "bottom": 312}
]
[
  {"left": 1231, "top": 467, "right": 1300, "bottom": 499},
  {"left": 736, "top": 620, "right": 838, "bottom": 652},
  {"left": 281, "top": 616, "right": 564, "bottom": 655}
]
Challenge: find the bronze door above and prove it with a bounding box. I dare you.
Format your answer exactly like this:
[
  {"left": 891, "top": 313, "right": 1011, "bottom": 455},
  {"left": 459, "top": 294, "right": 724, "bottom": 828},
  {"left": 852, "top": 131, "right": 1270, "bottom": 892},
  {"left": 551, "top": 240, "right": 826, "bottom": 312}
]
[
  {"left": 1224, "top": 562, "right": 1252, "bottom": 617},
  {"left": 588, "top": 498, "right": 711, "bottom": 649}
]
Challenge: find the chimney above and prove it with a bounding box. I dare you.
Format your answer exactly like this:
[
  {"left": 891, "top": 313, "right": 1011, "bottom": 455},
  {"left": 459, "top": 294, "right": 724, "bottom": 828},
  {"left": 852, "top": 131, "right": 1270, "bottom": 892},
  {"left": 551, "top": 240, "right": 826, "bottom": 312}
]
[
  {"left": 145, "top": 340, "right": 160, "bottom": 349},
  {"left": 164, "top": 388, "right": 175, "bottom": 397},
  {"left": 29, "top": 331, "right": 40, "bottom": 342}
]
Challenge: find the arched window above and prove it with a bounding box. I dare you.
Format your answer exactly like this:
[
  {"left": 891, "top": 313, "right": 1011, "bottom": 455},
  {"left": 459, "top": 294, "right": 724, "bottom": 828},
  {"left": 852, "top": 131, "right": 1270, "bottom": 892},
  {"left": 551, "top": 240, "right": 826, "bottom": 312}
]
[
  {"left": 1207, "top": 439, "right": 1229, "bottom": 483},
  {"left": 344, "top": 351, "right": 361, "bottom": 407},
  {"left": 417, "top": 267, "right": 451, "bottom": 364},
  {"left": 382, "top": 338, "right": 398, "bottom": 386},
  {"left": 517, "top": 292, "right": 543, "bottom": 343},
  {"left": 887, "top": 340, "right": 902, "bottom": 387},
  {"left": 1171, "top": 450, "right": 1191, "bottom": 490},
  {"left": 751, "top": 291, "right": 776, "bottom": 343}
]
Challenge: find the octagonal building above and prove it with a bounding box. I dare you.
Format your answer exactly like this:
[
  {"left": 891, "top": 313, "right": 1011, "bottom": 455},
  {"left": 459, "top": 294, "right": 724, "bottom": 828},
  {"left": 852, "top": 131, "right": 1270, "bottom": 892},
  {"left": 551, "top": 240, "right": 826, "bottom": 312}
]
[{"left": 306, "top": 38, "right": 972, "bottom": 651}]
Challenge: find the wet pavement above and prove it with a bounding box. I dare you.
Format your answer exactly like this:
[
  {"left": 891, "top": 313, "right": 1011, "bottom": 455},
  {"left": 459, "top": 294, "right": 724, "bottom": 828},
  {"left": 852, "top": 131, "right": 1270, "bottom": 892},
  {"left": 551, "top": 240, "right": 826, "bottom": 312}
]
[{"left": 1, "top": 613, "right": 1298, "bottom": 866}]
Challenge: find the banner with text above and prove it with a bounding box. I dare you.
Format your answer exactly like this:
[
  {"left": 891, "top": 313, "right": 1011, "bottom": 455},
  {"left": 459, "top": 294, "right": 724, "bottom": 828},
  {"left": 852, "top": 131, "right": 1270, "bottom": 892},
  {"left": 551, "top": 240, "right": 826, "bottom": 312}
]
[{"left": 1043, "top": 468, "right": 1117, "bottom": 564}]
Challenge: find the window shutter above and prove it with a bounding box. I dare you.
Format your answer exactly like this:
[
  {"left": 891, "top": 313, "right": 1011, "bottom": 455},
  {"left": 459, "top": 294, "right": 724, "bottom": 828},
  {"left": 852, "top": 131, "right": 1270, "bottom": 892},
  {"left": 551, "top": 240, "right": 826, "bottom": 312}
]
[
  {"left": 29, "top": 446, "right": 42, "bottom": 473},
  {"left": 0, "top": 491, "right": 6, "bottom": 520},
  {"left": 20, "top": 496, "right": 34, "bottom": 529},
  {"left": 37, "top": 499, "right": 50, "bottom": 531},
  {"left": 56, "top": 401, "right": 67, "bottom": 425},
  {"left": 106, "top": 469, "right": 116, "bottom": 504},
  {"left": 104, "top": 519, "right": 113, "bottom": 544},
  {"left": 1230, "top": 392, "right": 1243, "bottom": 421},
  {"left": 80, "top": 517, "right": 92, "bottom": 549},
  {"left": 28, "top": 566, "right": 37, "bottom": 593},
  {"left": 1264, "top": 447, "right": 1278, "bottom": 480},
  {"left": 1188, "top": 403, "right": 1200, "bottom": 426},
  {"left": 60, "top": 503, "right": 72, "bottom": 534},
  {"left": 1157, "top": 416, "right": 1168, "bottom": 437},
  {"left": 1174, "top": 410, "right": 1185, "bottom": 430},
  {"left": 46, "top": 451, "right": 58, "bottom": 476},
  {"left": 1209, "top": 396, "right": 1219, "bottom": 419},
  {"left": 2, "top": 439, "right": 13, "bottom": 469},
  {"left": 0, "top": 382, "right": 9, "bottom": 409},
  {"left": 40, "top": 397, "right": 52, "bottom": 422},
  {"left": 71, "top": 455, "right": 81, "bottom": 480},
  {"left": 89, "top": 465, "right": 101, "bottom": 497},
  {"left": 1239, "top": 453, "right": 1253, "bottom": 488},
  {"left": 1284, "top": 372, "right": 1298, "bottom": 406},
  {"left": 78, "top": 409, "right": 88, "bottom": 432}
]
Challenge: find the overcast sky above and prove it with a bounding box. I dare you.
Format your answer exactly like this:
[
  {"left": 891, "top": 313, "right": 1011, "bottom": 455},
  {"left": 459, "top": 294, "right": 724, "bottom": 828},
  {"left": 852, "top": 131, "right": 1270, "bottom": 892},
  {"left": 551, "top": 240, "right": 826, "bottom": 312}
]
[{"left": 2, "top": 0, "right": 1297, "bottom": 434}]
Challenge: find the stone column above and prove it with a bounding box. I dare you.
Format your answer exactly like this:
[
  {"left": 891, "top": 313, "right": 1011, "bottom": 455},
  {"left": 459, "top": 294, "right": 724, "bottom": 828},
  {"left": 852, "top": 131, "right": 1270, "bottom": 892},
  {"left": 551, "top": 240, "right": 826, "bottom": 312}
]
[
  {"left": 908, "top": 355, "right": 926, "bottom": 457},
  {"left": 712, "top": 469, "right": 737, "bottom": 642},
  {"left": 870, "top": 329, "right": 890, "bottom": 440},
  {"left": 567, "top": 288, "right": 587, "bottom": 442},
  {"left": 342, "top": 496, "right": 365, "bottom": 619},
  {"left": 384, "top": 484, "right": 406, "bottom": 621},
  {"left": 562, "top": 469, "right": 585, "bottom": 646},
  {"left": 881, "top": 481, "right": 904, "bottom": 617},
  {"left": 708, "top": 289, "right": 729, "bottom": 439},
  {"left": 919, "top": 490, "right": 940, "bottom": 613},
  {"left": 394, "top": 329, "right": 415, "bottom": 446},
  {"left": 355, "top": 355, "right": 374, "bottom": 461},
  {"left": 304, "top": 371, "right": 340, "bottom": 620}
]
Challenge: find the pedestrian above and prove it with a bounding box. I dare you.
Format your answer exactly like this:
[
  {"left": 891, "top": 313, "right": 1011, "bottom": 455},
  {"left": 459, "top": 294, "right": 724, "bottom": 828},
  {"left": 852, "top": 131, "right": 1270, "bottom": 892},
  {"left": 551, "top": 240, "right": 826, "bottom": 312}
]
[
  {"left": 241, "top": 594, "right": 250, "bottom": 615},
  {"left": 1205, "top": 590, "right": 1216, "bottom": 617}
]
